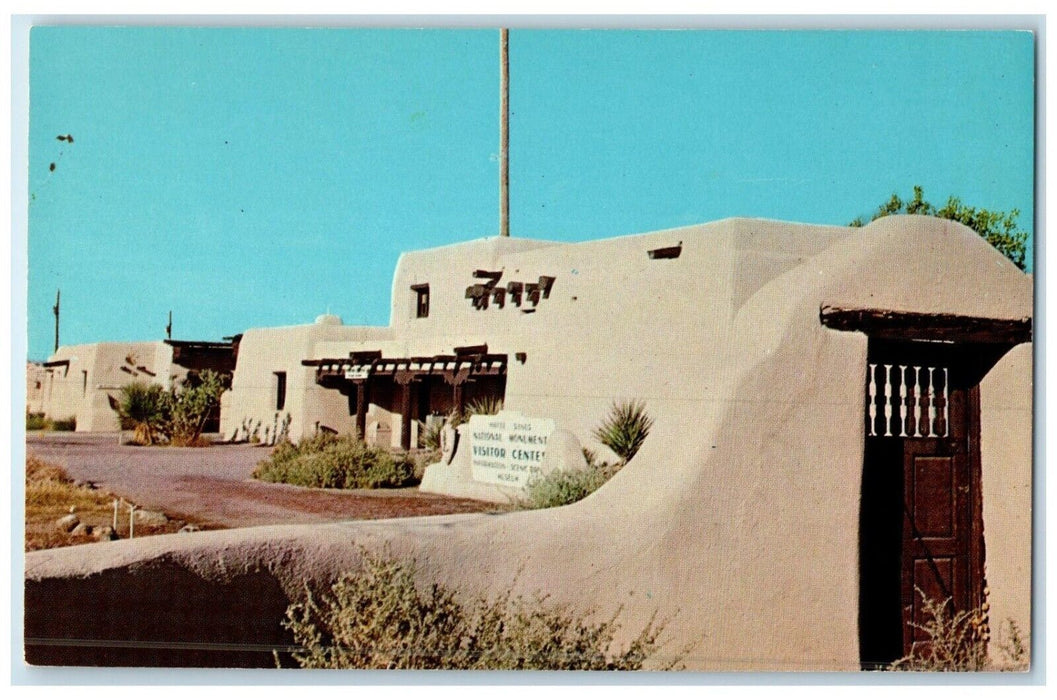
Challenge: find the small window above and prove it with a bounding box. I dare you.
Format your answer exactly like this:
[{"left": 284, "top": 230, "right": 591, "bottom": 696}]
[
  {"left": 411, "top": 284, "right": 430, "bottom": 318},
  {"left": 274, "top": 371, "right": 287, "bottom": 411},
  {"left": 82, "top": 371, "right": 88, "bottom": 395}
]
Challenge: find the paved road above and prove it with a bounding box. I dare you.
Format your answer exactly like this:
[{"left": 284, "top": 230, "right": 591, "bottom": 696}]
[{"left": 25, "top": 432, "right": 496, "bottom": 529}]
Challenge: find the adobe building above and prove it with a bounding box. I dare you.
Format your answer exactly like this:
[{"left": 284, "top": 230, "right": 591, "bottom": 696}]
[
  {"left": 34, "top": 338, "right": 239, "bottom": 432},
  {"left": 25, "top": 215, "right": 1032, "bottom": 670},
  {"left": 25, "top": 362, "right": 47, "bottom": 414}
]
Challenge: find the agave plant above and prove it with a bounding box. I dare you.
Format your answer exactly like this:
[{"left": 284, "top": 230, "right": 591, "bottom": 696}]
[{"left": 593, "top": 400, "right": 654, "bottom": 463}]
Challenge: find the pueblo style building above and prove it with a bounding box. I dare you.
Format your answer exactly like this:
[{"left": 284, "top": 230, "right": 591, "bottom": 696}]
[{"left": 26, "top": 214, "right": 1032, "bottom": 670}]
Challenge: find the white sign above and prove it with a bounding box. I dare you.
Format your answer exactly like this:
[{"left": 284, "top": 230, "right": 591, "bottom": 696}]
[
  {"left": 469, "top": 411, "right": 555, "bottom": 488},
  {"left": 344, "top": 366, "right": 370, "bottom": 380}
]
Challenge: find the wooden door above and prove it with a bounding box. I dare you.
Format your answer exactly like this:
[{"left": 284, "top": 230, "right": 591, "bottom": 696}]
[
  {"left": 863, "top": 344, "right": 985, "bottom": 660},
  {"left": 900, "top": 384, "right": 979, "bottom": 654}
]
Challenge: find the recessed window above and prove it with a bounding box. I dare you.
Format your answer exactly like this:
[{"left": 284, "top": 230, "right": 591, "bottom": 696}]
[
  {"left": 411, "top": 284, "right": 430, "bottom": 318},
  {"left": 274, "top": 371, "right": 287, "bottom": 411}
]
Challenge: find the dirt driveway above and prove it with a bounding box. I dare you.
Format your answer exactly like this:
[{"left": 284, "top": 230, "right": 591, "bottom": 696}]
[{"left": 25, "top": 433, "right": 500, "bottom": 529}]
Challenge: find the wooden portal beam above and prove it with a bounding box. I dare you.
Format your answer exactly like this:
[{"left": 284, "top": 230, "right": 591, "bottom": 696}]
[
  {"left": 355, "top": 382, "right": 367, "bottom": 442},
  {"left": 820, "top": 306, "right": 1032, "bottom": 345},
  {"left": 399, "top": 382, "right": 414, "bottom": 450}
]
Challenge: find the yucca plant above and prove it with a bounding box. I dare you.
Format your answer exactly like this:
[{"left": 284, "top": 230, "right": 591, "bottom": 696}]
[
  {"left": 464, "top": 396, "right": 504, "bottom": 418},
  {"left": 593, "top": 400, "right": 654, "bottom": 463},
  {"left": 116, "top": 381, "right": 167, "bottom": 445}
]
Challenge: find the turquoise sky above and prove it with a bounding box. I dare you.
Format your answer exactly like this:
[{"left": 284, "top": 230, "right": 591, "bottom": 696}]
[{"left": 26, "top": 28, "right": 1036, "bottom": 360}]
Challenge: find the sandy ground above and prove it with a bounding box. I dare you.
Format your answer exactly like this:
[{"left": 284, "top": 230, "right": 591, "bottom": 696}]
[{"left": 25, "top": 432, "right": 500, "bottom": 529}]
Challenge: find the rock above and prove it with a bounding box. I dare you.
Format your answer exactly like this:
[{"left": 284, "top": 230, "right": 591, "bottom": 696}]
[
  {"left": 134, "top": 509, "right": 169, "bottom": 526},
  {"left": 539, "top": 429, "right": 589, "bottom": 476},
  {"left": 95, "top": 526, "right": 117, "bottom": 541},
  {"left": 178, "top": 524, "right": 201, "bottom": 534},
  {"left": 56, "top": 514, "right": 79, "bottom": 532}
]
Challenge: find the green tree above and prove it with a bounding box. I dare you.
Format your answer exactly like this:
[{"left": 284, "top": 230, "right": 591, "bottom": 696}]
[
  {"left": 161, "top": 370, "right": 227, "bottom": 446},
  {"left": 850, "top": 186, "right": 1029, "bottom": 270}
]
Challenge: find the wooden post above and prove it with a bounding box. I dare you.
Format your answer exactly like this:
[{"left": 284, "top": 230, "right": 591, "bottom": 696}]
[
  {"left": 499, "top": 28, "right": 510, "bottom": 238},
  {"left": 400, "top": 382, "right": 413, "bottom": 450},
  {"left": 52, "top": 289, "right": 60, "bottom": 352},
  {"left": 453, "top": 383, "right": 464, "bottom": 417},
  {"left": 356, "top": 382, "right": 368, "bottom": 443}
]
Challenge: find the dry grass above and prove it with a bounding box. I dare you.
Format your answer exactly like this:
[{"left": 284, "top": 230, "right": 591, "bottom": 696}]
[
  {"left": 889, "top": 588, "right": 1029, "bottom": 672},
  {"left": 24, "top": 455, "right": 212, "bottom": 551}
]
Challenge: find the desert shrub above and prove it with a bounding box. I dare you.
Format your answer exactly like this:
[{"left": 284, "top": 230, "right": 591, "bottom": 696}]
[
  {"left": 995, "top": 618, "right": 1030, "bottom": 671},
  {"left": 283, "top": 551, "right": 672, "bottom": 670},
  {"left": 253, "top": 433, "right": 416, "bottom": 489},
  {"left": 889, "top": 588, "right": 994, "bottom": 671},
  {"left": 26, "top": 412, "right": 48, "bottom": 430},
  {"left": 162, "top": 370, "right": 226, "bottom": 446},
  {"left": 420, "top": 419, "right": 444, "bottom": 450},
  {"left": 115, "top": 371, "right": 226, "bottom": 446},
  {"left": 520, "top": 464, "right": 615, "bottom": 510},
  {"left": 49, "top": 416, "right": 77, "bottom": 431},
  {"left": 593, "top": 400, "right": 653, "bottom": 463},
  {"left": 117, "top": 382, "right": 167, "bottom": 445},
  {"left": 464, "top": 396, "right": 503, "bottom": 418}
]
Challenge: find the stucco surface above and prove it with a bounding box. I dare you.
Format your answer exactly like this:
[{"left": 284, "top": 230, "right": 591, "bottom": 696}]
[
  {"left": 37, "top": 341, "right": 178, "bottom": 432},
  {"left": 25, "top": 216, "right": 1032, "bottom": 670}
]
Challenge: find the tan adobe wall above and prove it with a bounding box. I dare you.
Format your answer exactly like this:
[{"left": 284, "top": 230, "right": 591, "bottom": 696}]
[
  {"left": 26, "top": 363, "right": 47, "bottom": 414},
  {"left": 979, "top": 342, "right": 1033, "bottom": 655},
  {"left": 38, "top": 341, "right": 175, "bottom": 431}
]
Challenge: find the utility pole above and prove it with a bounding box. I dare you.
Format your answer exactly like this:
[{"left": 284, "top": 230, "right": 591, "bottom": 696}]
[
  {"left": 166, "top": 310, "right": 172, "bottom": 340},
  {"left": 52, "top": 289, "right": 60, "bottom": 353},
  {"left": 499, "top": 28, "right": 510, "bottom": 238}
]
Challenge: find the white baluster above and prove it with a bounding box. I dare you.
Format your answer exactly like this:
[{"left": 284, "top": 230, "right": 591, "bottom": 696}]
[
  {"left": 883, "top": 364, "right": 893, "bottom": 437},
  {"left": 898, "top": 365, "right": 908, "bottom": 437},
  {"left": 867, "top": 363, "right": 877, "bottom": 437},
  {"left": 913, "top": 366, "right": 922, "bottom": 437},
  {"left": 927, "top": 367, "right": 937, "bottom": 437}
]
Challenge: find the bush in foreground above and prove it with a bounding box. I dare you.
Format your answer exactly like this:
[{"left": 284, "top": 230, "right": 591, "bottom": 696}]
[
  {"left": 282, "top": 551, "right": 674, "bottom": 670},
  {"left": 889, "top": 588, "right": 1028, "bottom": 671},
  {"left": 253, "top": 433, "right": 416, "bottom": 489},
  {"left": 519, "top": 463, "right": 616, "bottom": 510}
]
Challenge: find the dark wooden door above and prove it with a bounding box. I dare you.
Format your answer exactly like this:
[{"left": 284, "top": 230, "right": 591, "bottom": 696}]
[
  {"left": 900, "top": 384, "right": 979, "bottom": 654},
  {"left": 861, "top": 342, "right": 985, "bottom": 662}
]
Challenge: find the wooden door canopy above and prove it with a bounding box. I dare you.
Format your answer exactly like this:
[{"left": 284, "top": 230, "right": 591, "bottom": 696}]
[
  {"left": 303, "top": 351, "right": 507, "bottom": 390},
  {"left": 820, "top": 306, "right": 1032, "bottom": 345}
]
